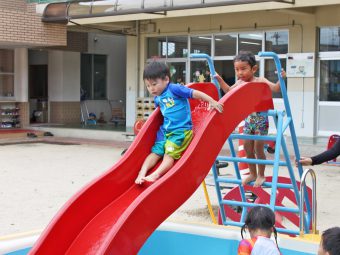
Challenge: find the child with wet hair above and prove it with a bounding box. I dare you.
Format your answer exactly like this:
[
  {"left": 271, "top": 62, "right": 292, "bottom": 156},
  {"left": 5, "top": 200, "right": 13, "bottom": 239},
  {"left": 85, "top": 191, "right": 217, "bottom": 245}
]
[
  {"left": 318, "top": 227, "right": 340, "bottom": 255},
  {"left": 215, "top": 51, "right": 286, "bottom": 187},
  {"left": 135, "top": 61, "right": 223, "bottom": 184},
  {"left": 238, "top": 206, "right": 280, "bottom": 255}
]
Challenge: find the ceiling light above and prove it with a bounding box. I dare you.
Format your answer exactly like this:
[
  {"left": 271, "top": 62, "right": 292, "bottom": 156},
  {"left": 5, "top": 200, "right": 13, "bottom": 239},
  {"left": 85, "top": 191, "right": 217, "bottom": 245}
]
[{"left": 240, "top": 41, "right": 261, "bottom": 45}]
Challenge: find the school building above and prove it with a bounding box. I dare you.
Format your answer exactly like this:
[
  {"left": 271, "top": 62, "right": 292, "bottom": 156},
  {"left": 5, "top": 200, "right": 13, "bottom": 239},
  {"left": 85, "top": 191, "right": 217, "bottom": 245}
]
[{"left": 1, "top": 0, "right": 340, "bottom": 138}]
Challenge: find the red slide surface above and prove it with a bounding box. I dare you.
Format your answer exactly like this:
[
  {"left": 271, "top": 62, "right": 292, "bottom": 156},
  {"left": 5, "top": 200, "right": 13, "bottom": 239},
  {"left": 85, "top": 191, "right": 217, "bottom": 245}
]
[{"left": 29, "top": 82, "right": 273, "bottom": 255}]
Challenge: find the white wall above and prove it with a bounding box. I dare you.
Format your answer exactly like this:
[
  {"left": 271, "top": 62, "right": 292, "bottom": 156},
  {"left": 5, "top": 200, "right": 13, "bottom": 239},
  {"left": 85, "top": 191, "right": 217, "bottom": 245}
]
[
  {"left": 48, "top": 50, "right": 80, "bottom": 102},
  {"left": 63, "top": 52, "right": 81, "bottom": 101},
  {"left": 126, "top": 36, "right": 138, "bottom": 128},
  {"left": 14, "top": 48, "right": 28, "bottom": 102}
]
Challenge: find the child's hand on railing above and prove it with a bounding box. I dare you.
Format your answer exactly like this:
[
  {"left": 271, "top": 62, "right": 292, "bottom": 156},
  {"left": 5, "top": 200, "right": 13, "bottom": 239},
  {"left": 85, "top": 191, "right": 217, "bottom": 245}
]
[
  {"left": 213, "top": 73, "right": 223, "bottom": 82},
  {"left": 275, "top": 68, "right": 286, "bottom": 79},
  {"left": 208, "top": 100, "right": 223, "bottom": 113}
]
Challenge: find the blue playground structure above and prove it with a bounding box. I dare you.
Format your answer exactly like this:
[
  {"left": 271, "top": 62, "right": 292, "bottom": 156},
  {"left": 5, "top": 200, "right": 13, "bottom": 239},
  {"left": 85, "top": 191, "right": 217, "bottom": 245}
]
[{"left": 192, "top": 52, "right": 317, "bottom": 236}]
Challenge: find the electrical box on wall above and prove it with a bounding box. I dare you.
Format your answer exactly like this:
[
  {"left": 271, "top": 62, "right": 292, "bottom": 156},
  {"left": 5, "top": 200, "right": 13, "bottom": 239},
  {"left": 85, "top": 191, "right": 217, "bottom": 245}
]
[{"left": 286, "top": 53, "right": 315, "bottom": 78}]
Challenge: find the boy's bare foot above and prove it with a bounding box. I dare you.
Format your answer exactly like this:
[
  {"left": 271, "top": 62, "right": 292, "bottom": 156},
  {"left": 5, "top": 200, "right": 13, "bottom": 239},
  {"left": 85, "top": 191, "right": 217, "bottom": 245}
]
[
  {"left": 242, "top": 174, "right": 257, "bottom": 186},
  {"left": 135, "top": 173, "right": 146, "bottom": 185},
  {"left": 142, "top": 172, "right": 160, "bottom": 183},
  {"left": 254, "top": 175, "right": 266, "bottom": 187}
]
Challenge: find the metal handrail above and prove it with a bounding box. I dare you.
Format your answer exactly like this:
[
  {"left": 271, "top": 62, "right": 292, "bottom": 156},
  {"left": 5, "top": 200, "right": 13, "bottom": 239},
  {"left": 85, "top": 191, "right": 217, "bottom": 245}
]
[{"left": 299, "top": 168, "right": 317, "bottom": 236}]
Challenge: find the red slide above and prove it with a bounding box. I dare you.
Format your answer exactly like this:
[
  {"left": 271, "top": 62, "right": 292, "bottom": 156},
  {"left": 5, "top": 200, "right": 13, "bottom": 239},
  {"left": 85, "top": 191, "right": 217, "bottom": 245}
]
[{"left": 29, "top": 82, "right": 273, "bottom": 255}]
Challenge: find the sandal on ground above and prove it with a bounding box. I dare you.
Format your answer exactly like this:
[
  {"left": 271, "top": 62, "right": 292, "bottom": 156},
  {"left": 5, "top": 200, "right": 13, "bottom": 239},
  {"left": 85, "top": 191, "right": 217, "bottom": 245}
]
[{"left": 27, "top": 132, "right": 37, "bottom": 138}]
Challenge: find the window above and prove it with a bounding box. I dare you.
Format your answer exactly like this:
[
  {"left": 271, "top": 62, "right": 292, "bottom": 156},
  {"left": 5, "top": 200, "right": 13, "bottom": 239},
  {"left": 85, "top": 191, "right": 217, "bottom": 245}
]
[
  {"left": 214, "top": 34, "right": 237, "bottom": 56},
  {"left": 214, "top": 60, "right": 235, "bottom": 96},
  {"left": 146, "top": 30, "right": 288, "bottom": 97},
  {"left": 168, "top": 62, "right": 186, "bottom": 84},
  {"left": 264, "top": 59, "right": 287, "bottom": 98},
  {"left": 147, "top": 37, "right": 167, "bottom": 59},
  {"left": 319, "top": 60, "right": 340, "bottom": 101},
  {"left": 238, "top": 33, "right": 262, "bottom": 53},
  {"left": 190, "top": 61, "right": 211, "bottom": 83},
  {"left": 147, "top": 36, "right": 188, "bottom": 59},
  {"left": 265, "top": 31, "right": 288, "bottom": 54},
  {"left": 81, "top": 54, "right": 107, "bottom": 100},
  {"left": 167, "top": 36, "right": 188, "bottom": 58},
  {"left": 319, "top": 27, "right": 340, "bottom": 52},
  {"left": 191, "top": 36, "right": 212, "bottom": 54},
  {"left": 0, "top": 50, "right": 14, "bottom": 98}
]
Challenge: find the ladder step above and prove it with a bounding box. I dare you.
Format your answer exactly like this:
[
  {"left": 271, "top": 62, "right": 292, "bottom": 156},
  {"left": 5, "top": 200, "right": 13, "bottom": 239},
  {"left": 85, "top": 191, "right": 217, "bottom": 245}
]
[
  {"left": 229, "top": 134, "right": 277, "bottom": 141},
  {"left": 217, "top": 156, "right": 287, "bottom": 166},
  {"left": 222, "top": 220, "right": 299, "bottom": 235},
  {"left": 216, "top": 177, "right": 294, "bottom": 189},
  {"left": 267, "top": 109, "right": 283, "bottom": 117},
  {"left": 274, "top": 205, "right": 300, "bottom": 213},
  {"left": 275, "top": 227, "right": 299, "bottom": 235},
  {"left": 220, "top": 200, "right": 299, "bottom": 213}
]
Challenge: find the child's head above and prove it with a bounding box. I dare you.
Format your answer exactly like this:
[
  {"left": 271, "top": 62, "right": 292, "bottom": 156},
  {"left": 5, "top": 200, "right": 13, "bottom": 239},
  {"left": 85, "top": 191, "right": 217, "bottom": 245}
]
[
  {"left": 318, "top": 227, "right": 340, "bottom": 255},
  {"left": 233, "top": 51, "right": 258, "bottom": 82},
  {"left": 241, "top": 206, "right": 277, "bottom": 240},
  {"left": 143, "top": 61, "right": 170, "bottom": 96}
]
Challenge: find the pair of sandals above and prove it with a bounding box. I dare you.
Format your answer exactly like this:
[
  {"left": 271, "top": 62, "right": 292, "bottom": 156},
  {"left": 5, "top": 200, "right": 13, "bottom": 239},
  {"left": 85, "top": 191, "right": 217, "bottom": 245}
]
[
  {"left": 27, "top": 132, "right": 37, "bottom": 138},
  {"left": 27, "top": 131, "right": 54, "bottom": 138}
]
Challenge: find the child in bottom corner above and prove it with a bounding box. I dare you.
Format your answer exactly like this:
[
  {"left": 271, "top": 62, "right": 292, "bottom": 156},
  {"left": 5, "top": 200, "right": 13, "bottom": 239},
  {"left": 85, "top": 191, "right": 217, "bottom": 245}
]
[
  {"left": 135, "top": 61, "right": 223, "bottom": 185},
  {"left": 238, "top": 206, "right": 280, "bottom": 255},
  {"left": 215, "top": 51, "right": 286, "bottom": 187},
  {"left": 318, "top": 227, "right": 340, "bottom": 255}
]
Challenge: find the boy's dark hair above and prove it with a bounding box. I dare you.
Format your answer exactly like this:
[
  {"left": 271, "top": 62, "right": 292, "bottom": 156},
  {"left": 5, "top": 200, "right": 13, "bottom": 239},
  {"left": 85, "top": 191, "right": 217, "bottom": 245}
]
[
  {"left": 322, "top": 227, "right": 340, "bottom": 255},
  {"left": 234, "top": 51, "right": 257, "bottom": 67},
  {"left": 143, "top": 61, "right": 170, "bottom": 80},
  {"left": 241, "top": 206, "right": 279, "bottom": 248}
]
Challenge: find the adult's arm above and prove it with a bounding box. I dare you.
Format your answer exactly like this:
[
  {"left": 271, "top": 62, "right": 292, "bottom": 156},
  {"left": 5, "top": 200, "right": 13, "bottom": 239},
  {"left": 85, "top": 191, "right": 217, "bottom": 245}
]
[{"left": 311, "top": 139, "right": 340, "bottom": 165}]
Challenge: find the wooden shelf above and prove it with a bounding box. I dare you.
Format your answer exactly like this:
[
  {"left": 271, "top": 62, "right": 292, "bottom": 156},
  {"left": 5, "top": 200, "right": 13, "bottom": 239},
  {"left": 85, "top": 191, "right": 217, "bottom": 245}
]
[{"left": 0, "top": 102, "right": 20, "bottom": 129}]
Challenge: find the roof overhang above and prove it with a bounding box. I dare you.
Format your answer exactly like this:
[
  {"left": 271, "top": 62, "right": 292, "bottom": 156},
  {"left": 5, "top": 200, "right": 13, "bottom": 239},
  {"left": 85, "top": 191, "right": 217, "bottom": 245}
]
[{"left": 41, "top": 0, "right": 295, "bottom": 24}]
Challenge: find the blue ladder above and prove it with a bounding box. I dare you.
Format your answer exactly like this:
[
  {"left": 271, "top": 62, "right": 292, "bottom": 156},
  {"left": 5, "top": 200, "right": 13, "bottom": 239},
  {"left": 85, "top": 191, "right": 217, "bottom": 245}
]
[{"left": 211, "top": 52, "right": 312, "bottom": 236}]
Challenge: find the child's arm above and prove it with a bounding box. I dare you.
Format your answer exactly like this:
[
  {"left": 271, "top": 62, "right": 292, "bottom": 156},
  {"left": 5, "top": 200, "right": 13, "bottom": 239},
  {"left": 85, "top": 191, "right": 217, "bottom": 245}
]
[
  {"left": 192, "top": 90, "right": 223, "bottom": 113},
  {"left": 261, "top": 69, "right": 286, "bottom": 93},
  {"left": 237, "top": 239, "right": 252, "bottom": 255},
  {"left": 214, "top": 73, "right": 231, "bottom": 93}
]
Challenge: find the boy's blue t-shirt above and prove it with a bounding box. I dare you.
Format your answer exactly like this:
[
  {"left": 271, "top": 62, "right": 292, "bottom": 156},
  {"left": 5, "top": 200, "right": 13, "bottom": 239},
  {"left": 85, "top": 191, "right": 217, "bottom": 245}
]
[{"left": 154, "top": 83, "right": 194, "bottom": 132}]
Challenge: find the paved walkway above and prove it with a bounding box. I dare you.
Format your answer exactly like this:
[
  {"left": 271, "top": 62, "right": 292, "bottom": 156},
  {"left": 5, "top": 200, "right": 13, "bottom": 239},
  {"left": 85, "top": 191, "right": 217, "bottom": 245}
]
[{"left": 0, "top": 134, "right": 339, "bottom": 237}]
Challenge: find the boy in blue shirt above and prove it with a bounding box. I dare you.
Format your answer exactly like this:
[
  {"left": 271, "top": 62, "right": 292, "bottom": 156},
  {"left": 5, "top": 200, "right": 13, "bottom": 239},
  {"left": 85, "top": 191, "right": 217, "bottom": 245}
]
[{"left": 135, "top": 61, "right": 223, "bottom": 184}]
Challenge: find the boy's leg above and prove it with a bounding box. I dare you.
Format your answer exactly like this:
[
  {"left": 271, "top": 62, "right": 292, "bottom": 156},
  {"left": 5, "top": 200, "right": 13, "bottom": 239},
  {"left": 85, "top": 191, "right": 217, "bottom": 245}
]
[
  {"left": 253, "top": 114, "right": 269, "bottom": 187},
  {"left": 135, "top": 153, "right": 161, "bottom": 184},
  {"left": 136, "top": 127, "right": 166, "bottom": 184},
  {"left": 242, "top": 139, "right": 257, "bottom": 185},
  {"left": 142, "top": 129, "right": 192, "bottom": 183},
  {"left": 142, "top": 154, "right": 175, "bottom": 182},
  {"left": 254, "top": 140, "right": 266, "bottom": 187}
]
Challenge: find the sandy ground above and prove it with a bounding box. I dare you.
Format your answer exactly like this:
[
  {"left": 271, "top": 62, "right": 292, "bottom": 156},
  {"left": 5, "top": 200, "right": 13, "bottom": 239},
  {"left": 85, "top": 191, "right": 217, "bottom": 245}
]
[{"left": 0, "top": 139, "right": 339, "bottom": 237}]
